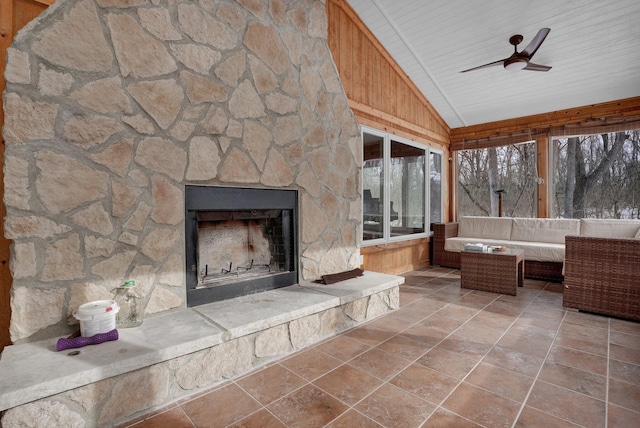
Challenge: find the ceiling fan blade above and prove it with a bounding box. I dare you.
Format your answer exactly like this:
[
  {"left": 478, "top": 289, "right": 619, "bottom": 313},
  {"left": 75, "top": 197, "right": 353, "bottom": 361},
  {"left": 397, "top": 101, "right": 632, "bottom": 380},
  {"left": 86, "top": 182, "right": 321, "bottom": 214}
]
[
  {"left": 524, "top": 62, "right": 552, "bottom": 71},
  {"left": 521, "top": 28, "right": 550, "bottom": 59},
  {"left": 459, "top": 59, "right": 506, "bottom": 73}
]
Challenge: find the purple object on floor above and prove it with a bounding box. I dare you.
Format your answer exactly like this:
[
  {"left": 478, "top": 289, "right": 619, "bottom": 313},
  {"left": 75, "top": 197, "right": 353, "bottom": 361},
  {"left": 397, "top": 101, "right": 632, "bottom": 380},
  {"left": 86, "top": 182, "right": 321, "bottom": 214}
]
[{"left": 56, "top": 329, "right": 119, "bottom": 352}]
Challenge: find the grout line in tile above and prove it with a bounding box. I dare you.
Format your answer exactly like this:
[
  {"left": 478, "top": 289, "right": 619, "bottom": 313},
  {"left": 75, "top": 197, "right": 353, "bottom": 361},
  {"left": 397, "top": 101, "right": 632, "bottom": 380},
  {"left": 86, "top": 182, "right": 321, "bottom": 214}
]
[{"left": 511, "top": 307, "right": 568, "bottom": 428}]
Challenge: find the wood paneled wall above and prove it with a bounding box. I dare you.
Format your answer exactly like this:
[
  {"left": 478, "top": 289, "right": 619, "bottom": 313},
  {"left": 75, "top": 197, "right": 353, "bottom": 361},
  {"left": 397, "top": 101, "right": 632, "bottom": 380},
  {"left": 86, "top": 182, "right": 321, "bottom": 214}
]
[
  {"left": 327, "top": 0, "right": 450, "bottom": 148},
  {"left": 1, "top": 0, "right": 50, "bottom": 352}
]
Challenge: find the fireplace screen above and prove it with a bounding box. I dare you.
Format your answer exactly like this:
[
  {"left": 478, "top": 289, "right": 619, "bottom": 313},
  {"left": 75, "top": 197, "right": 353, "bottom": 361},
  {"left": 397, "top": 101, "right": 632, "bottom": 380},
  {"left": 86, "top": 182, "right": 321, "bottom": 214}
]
[{"left": 185, "top": 186, "right": 298, "bottom": 307}]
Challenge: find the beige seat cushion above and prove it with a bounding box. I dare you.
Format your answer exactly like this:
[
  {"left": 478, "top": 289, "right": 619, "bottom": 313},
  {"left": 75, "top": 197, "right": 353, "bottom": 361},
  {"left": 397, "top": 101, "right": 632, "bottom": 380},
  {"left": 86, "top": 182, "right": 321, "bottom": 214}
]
[
  {"left": 580, "top": 219, "right": 640, "bottom": 238},
  {"left": 511, "top": 218, "right": 580, "bottom": 244},
  {"left": 457, "top": 216, "right": 513, "bottom": 240}
]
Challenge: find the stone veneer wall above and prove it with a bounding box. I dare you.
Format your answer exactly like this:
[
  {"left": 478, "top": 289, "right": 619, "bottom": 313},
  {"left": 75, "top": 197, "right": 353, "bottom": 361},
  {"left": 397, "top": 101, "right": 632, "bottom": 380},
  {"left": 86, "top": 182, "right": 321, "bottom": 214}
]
[{"left": 3, "top": 0, "right": 362, "bottom": 343}]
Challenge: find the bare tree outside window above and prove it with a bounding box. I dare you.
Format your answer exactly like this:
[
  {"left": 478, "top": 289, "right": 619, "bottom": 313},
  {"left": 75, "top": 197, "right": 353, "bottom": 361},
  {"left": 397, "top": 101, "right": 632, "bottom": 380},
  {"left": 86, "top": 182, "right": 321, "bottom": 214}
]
[
  {"left": 553, "top": 131, "right": 640, "bottom": 219},
  {"left": 457, "top": 142, "right": 537, "bottom": 218}
]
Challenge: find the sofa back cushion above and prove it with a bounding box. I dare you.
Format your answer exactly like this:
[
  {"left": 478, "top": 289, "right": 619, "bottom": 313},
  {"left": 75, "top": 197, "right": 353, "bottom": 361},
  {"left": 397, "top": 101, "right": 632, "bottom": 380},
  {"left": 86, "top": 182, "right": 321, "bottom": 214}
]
[
  {"left": 580, "top": 219, "right": 640, "bottom": 238},
  {"left": 511, "top": 218, "right": 581, "bottom": 244},
  {"left": 458, "top": 216, "right": 513, "bottom": 240}
]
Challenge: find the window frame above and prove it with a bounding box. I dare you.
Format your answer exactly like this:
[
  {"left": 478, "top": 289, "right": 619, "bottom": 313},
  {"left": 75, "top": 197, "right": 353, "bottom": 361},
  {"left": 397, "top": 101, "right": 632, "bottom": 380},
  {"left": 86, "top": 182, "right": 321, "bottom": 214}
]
[{"left": 361, "top": 125, "right": 441, "bottom": 246}]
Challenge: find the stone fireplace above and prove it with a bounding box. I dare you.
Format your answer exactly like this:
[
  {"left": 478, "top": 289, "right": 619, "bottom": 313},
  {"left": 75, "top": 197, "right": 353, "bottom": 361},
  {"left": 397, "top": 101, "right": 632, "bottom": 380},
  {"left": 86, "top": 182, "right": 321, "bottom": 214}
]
[
  {"left": 3, "top": 0, "right": 363, "bottom": 344},
  {"left": 185, "top": 185, "right": 299, "bottom": 306}
]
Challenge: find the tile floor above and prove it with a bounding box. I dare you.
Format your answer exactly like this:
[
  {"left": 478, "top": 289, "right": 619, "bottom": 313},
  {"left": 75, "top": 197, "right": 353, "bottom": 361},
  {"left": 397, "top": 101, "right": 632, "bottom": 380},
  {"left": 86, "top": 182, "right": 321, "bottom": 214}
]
[{"left": 122, "top": 266, "right": 640, "bottom": 428}]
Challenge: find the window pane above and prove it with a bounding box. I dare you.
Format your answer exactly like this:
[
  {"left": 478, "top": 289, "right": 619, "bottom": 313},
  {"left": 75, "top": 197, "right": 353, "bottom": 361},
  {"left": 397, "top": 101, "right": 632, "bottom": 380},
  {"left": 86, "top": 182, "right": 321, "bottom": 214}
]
[
  {"left": 430, "top": 152, "right": 442, "bottom": 224},
  {"left": 363, "top": 133, "right": 384, "bottom": 240},
  {"left": 390, "top": 140, "right": 425, "bottom": 236},
  {"left": 457, "top": 143, "right": 537, "bottom": 218},
  {"left": 552, "top": 131, "right": 640, "bottom": 219}
]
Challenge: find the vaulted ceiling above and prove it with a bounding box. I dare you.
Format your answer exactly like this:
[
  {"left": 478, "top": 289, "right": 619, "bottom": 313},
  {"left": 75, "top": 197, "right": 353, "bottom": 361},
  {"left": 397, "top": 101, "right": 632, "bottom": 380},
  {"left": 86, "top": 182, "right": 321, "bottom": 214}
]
[{"left": 347, "top": 0, "right": 640, "bottom": 129}]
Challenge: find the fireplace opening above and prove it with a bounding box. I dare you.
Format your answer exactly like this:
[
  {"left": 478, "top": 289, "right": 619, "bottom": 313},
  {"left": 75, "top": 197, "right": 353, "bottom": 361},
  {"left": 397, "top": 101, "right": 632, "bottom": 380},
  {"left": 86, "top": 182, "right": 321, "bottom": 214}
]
[{"left": 185, "top": 186, "right": 298, "bottom": 307}]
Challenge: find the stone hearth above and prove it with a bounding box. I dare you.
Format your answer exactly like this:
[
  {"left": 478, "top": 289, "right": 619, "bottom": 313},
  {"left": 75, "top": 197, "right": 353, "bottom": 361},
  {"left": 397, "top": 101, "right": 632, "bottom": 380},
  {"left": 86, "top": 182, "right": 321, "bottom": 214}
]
[
  {"left": 3, "top": 0, "right": 362, "bottom": 344},
  {"left": 0, "top": 272, "right": 401, "bottom": 427}
]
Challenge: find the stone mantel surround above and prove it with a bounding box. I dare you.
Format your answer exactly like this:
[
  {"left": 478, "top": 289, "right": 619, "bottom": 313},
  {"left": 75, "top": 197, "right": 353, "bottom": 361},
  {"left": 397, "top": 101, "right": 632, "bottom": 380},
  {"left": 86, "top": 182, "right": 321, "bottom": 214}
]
[
  {"left": 0, "top": 272, "right": 402, "bottom": 426},
  {"left": 3, "top": 0, "right": 362, "bottom": 344}
]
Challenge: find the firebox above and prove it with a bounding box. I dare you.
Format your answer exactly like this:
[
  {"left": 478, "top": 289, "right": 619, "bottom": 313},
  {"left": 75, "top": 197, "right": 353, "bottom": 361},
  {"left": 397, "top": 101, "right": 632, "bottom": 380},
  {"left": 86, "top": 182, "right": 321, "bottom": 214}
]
[{"left": 185, "top": 186, "right": 298, "bottom": 307}]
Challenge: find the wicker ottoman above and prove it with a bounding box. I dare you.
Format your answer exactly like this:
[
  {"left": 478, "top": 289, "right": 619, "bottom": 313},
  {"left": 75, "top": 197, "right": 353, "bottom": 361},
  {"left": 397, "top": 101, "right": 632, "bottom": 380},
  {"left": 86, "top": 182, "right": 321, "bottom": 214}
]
[{"left": 461, "top": 248, "right": 525, "bottom": 295}]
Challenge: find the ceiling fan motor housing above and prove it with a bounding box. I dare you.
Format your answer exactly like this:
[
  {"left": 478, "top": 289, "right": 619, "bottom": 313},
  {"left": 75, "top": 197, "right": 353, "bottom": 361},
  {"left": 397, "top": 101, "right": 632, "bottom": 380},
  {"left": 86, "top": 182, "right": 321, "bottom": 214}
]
[{"left": 504, "top": 57, "right": 528, "bottom": 70}]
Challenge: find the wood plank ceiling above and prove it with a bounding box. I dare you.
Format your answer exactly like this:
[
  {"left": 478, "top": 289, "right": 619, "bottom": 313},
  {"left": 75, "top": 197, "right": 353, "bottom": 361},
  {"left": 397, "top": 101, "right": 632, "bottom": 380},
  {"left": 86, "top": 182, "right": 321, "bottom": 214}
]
[{"left": 346, "top": 0, "right": 640, "bottom": 129}]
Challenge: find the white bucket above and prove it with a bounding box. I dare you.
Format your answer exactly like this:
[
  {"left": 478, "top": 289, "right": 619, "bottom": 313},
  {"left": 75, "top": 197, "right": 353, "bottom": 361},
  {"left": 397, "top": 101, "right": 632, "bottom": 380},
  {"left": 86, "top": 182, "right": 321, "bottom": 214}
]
[{"left": 73, "top": 300, "right": 120, "bottom": 337}]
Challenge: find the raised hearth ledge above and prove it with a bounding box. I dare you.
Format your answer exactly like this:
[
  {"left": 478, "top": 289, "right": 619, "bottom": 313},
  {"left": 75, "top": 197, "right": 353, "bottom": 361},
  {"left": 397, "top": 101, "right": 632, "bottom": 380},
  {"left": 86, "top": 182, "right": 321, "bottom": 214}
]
[{"left": 0, "top": 271, "right": 402, "bottom": 414}]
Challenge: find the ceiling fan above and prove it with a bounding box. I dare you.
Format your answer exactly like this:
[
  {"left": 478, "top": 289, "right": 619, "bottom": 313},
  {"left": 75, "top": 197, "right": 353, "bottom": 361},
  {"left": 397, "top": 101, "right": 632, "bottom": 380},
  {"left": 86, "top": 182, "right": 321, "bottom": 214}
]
[{"left": 460, "top": 28, "right": 552, "bottom": 73}]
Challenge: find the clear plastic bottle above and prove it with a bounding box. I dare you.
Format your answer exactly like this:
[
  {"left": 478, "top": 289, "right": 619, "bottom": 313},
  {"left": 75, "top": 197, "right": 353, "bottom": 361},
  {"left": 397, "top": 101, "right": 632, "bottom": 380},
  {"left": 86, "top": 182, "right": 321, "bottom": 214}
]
[{"left": 113, "top": 280, "right": 144, "bottom": 328}]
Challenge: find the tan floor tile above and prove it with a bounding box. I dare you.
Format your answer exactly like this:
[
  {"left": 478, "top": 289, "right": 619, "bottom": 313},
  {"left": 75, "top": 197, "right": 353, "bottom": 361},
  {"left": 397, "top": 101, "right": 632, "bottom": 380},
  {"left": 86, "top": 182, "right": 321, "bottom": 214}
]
[
  {"left": 365, "top": 315, "right": 413, "bottom": 334},
  {"left": 181, "top": 383, "right": 262, "bottom": 428},
  {"left": 482, "top": 345, "right": 545, "bottom": 377},
  {"left": 611, "top": 330, "right": 640, "bottom": 350},
  {"left": 402, "top": 323, "right": 449, "bottom": 349},
  {"left": 348, "top": 348, "right": 411, "bottom": 381},
  {"left": 405, "top": 296, "right": 449, "bottom": 314},
  {"left": 609, "top": 359, "right": 640, "bottom": 386},
  {"left": 313, "top": 364, "right": 382, "bottom": 406},
  {"left": 538, "top": 361, "right": 607, "bottom": 400},
  {"left": 608, "top": 404, "right": 640, "bottom": 428},
  {"left": 267, "top": 384, "right": 348, "bottom": 428},
  {"left": 553, "top": 331, "right": 608, "bottom": 356},
  {"left": 508, "top": 316, "right": 560, "bottom": 341},
  {"left": 416, "top": 346, "right": 481, "bottom": 379},
  {"left": 314, "top": 335, "right": 371, "bottom": 362},
  {"left": 435, "top": 303, "right": 479, "bottom": 322},
  {"left": 442, "top": 382, "right": 521, "bottom": 427},
  {"left": 375, "top": 332, "right": 432, "bottom": 360},
  {"left": 497, "top": 331, "right": 553, "bottom": 358},
  {"left": 563, "top": 310, "right": 610, "bottom": 330},
  {"left": 483, "top": 299, "right": 528, "bottom": 317},
  {"left": 279, "top": 347, "right": 343, "bottom": 381},
  {"left": 389, "top": 363, "right": 459, "bottom": 404},
  {"left": 438, "top": 334, "right": 494, "bottom": 357},
  {"left": 546, "top": 344, "right": 608, "bottom": 376},
  {"left": 236, "top": 364, "right": 307, "bottom": 405},
  {"left": 387, "top": 304, "right": 431, "bottom": 324},
  {"left": 126, "top": 406, "right": 194, "bottom": 428},
  {"left": 420, "top": 313, "right": 467, "bottom": 333},
  {"left": 514, "top": 406, "right": 581, "bottom": 427},
  {"left": 454, "top": 320, "right": 507, "bottom": 344},
  {"left": 608, "top": 378, "right": 640, "bottom": 413},
  {"left": 325, "top": 409, "right": 383, "bottom": 427},
  {"left": 526, "top": 380, "right": 606, "bottom": 427},
  {"left": 227, "top": 409, "right": 286, "bottom": 428},
  {"left": 465, "top": 362, "right": 534, "bottom": 402},
  {"left": 559, "top": 320, "right": 609, "bottom": 341},
  {"left": 344, "top": 324, "right": 397, "bottom": 347},
  {"left": 355, "top": 383, "right": 435, "bottom": 428},
  {"left": 422, "top": 407, "right": 482, "bottom": 427},
  {"left": 472, "top": 310, "right": 517, "bottom": 330},
  {"left": 610, "top": 343, "right": 640, "bottom": 365},
  {"left": 610, "top": 318, "right": 640, "bottom": 335}
]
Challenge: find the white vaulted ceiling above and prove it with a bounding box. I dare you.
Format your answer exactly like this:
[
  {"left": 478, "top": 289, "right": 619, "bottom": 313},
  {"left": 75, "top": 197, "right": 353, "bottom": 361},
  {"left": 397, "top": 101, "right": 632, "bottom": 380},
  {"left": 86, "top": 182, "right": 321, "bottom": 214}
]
[{"left": 346, "top": 0, "right": 640, "bottom": 128}]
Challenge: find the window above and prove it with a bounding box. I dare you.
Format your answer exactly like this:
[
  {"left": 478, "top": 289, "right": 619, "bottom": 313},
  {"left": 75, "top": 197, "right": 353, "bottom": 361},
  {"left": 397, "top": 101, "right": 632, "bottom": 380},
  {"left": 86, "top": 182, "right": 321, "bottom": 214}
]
[
  {"left": 362, "top": 126, "right": 442, "bottom": 243},
  {"left": 457, "top": 142, "right": 537, "bottom": 218},
  {"left": 552, "top": 131, "right": 640, "bottom": 219}
]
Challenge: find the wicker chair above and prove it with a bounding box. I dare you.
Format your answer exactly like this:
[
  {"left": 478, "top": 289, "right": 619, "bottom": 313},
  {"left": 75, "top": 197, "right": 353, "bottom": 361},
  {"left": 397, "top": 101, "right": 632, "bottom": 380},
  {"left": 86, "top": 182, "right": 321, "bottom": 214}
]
[{"left": 563, "top": 235, "right": 640, "bottom": 321}]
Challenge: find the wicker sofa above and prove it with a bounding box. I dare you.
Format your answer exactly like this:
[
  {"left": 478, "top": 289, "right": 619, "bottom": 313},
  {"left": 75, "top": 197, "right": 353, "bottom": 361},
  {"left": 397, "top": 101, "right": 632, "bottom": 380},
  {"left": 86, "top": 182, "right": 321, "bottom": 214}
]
[
  {"left": 433, "top": 216, "right": 579, "bottom": 282},
  {"left": 563, "top": 219, "right": 640, "bottom": 321}
]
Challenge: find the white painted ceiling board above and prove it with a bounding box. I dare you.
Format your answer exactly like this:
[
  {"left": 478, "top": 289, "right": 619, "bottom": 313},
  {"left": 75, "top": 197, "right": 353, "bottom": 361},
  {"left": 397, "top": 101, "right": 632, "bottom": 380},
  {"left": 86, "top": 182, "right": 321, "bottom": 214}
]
[{"left": 346, "top": 0, "right": 640, "bottom": 128}]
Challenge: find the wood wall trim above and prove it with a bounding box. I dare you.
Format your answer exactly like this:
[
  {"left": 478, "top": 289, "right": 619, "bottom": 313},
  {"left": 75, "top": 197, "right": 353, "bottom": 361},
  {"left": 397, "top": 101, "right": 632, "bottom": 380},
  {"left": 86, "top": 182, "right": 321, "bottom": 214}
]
[
  {"left": 0, "top": 0, "right": 15, "bottom": 352},
  {"left": 451, "top": 96, "right": 640, "bottom": 145},
  {"left": 350, "top": 100, "right": 449, "bottom": 146}
]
